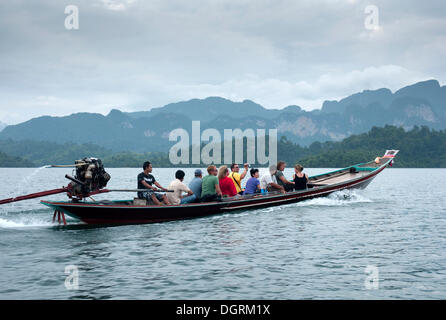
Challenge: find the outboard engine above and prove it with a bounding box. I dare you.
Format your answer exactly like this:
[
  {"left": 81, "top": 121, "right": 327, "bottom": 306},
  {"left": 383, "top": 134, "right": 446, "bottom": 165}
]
[{"left": 68, "top": 157, "right": 111, "bottom": 197}]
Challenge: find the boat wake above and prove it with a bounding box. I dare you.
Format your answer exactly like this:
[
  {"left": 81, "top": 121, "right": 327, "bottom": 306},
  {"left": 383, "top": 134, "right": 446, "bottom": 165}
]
[
  {"left": 0, "top": 216, "right": 54, "bottom": 229},
  {"left": 254, "top": 190, "right": 372, "bottom": 215},
  {"left": 0, "top": 205, "right": 60, "bottom": 229},
  {"left": 295, "top": 189, "right": 372, "bottom": 207},
  {"left": 241, "top": 190, "right": 373, "bottom": 216}
]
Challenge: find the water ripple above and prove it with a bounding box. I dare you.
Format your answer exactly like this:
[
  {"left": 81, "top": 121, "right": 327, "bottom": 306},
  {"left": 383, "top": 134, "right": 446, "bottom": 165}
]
[{"left": 0, "top": 168, "right": 445, "bottom": 299}]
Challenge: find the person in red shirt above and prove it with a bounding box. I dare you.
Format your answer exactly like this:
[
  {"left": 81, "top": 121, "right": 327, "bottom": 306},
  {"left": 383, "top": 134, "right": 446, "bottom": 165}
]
[{"left": 218, "top": 165, "right": 238, "bottom": 197}]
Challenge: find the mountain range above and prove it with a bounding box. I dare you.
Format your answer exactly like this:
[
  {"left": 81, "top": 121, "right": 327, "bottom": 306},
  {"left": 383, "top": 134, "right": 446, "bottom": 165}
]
[{"left": 0, "top": 79, "right": 445, "bottom": 152}]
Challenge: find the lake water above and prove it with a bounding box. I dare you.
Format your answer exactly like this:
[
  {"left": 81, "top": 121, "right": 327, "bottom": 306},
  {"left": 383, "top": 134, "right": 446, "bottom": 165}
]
[{"left": 0, "top": 167, "right": 445, "bottom": 299}]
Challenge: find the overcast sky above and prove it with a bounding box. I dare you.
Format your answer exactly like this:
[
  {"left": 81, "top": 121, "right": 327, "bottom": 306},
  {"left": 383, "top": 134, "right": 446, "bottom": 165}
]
[{"left": 0, "top": 0, "right": 445, "bottom": 124}]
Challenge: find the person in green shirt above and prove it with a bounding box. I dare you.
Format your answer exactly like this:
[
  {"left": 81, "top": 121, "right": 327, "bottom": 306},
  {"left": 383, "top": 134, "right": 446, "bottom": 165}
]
[{"left": 201, "top": 165, "right": 222, "bottom": 202}]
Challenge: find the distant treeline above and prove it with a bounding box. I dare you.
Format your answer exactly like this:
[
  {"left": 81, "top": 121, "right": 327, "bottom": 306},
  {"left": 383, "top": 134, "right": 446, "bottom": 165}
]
[
  {"left": 0, "top": 151, "right": 34, "bottom": 167},
  {"left": 298, "top": 125, "right": 446, "bottom": 168},
  {"left": 0, "top": 125, "right": 445, "bottom": 168}
]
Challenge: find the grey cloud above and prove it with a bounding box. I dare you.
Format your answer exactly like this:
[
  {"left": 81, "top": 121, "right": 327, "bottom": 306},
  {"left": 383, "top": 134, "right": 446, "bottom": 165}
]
[{"left": 0, "top": 0, "right": 445, "bottom": 123}]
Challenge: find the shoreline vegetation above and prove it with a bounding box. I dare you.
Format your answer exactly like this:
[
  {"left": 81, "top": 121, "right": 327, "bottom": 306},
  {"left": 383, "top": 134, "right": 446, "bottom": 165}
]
[{"left": 0, "top": 125, "right": 445, "bottom": 168}]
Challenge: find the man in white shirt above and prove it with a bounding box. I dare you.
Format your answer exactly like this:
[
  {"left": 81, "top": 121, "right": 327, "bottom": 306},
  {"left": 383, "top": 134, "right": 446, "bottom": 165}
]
[
  {"left": 260, "top": 164, "right": 285, "bottom": 193},
  {"left": 167, "top": 170, "right": 195, "bottom": 205}
]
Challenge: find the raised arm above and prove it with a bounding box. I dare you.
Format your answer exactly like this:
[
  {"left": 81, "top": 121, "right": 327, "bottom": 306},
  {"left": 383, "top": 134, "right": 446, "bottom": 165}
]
[{"left": 240, "top": 163, "right": 249, "bottom": 180}]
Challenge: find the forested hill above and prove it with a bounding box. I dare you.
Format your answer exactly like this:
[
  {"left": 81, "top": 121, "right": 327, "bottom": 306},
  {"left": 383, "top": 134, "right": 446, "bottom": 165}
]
[
  {"left": 0, "top": 126, "right": 445, "bottom": 168},
  {"left": 1, "top": 80, "right": 445, "bottom": 151},
  {"left": 297, "top": 125, "right": 446, "bottom": 168},
  {"left": 0, "top": 151, "right": 34, "bottom": 167}
]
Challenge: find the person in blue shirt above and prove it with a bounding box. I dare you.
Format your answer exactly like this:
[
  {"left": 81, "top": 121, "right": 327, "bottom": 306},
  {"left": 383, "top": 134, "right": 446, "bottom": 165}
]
[
  {"left": 188, "top": 169, "right": 203, "bottom": 202},
  {"left": 243, "top": 168, "right": 261, "bottom": 195}
]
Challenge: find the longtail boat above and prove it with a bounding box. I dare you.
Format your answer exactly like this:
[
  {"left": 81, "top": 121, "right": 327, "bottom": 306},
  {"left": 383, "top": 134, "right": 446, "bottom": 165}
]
[{"left": 40, "top": 150, "right": 399, "bottom": 225}]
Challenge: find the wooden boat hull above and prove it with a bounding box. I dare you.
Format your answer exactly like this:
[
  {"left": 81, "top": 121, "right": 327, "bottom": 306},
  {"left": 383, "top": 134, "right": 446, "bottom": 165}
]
[{"left": 41, "top": 156, "right": 393, "bottom": 225}]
